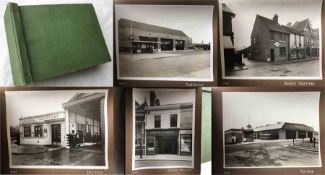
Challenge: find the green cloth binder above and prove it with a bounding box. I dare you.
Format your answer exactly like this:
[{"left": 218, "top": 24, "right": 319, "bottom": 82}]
[{"left": 4, "top": 3, "right": 111, "bottom": 86}]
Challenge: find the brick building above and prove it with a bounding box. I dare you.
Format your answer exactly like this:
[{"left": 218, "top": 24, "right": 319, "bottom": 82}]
[
  {"left": 250, "top": 14, "right": 319, "bottom": 62},
  {"left": 135, "top": 91, "right": 193, "bottom": 156},
  {"left": 118, "top": 18, "right": 192, "bottom": 54},
  {"left": 19, "top": 93, "right": 105, "bottom": 147}
]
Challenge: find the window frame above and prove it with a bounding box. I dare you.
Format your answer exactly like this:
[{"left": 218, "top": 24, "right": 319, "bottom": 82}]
[
  {"left": 154, "top": 115, "right": 161, "bottom": 128},
  {"left": 24, "top": 126, "right": 31, "bottom": 137},
  {"left": 170, "top": 114, "right": 178, "bottom": 128},
  {"left": 34, "top": 125, "right": 43, "bottom": 137}
]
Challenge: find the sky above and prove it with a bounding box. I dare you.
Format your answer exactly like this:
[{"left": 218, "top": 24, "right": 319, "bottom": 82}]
[
  {"left": 222, "top": 92, "right": 320, "bottom": 132},
  {"left": 115, "top": 4, "right": 213, "bottom": 44},
  {"left": 5, "top": 90, "right": 107, "bottom": 127},
  {"left": 133, "top": 88, "right": 195, "bottom": 106},
  {"left": 222, "top": 0, "right": 322, "bottom": 49}
]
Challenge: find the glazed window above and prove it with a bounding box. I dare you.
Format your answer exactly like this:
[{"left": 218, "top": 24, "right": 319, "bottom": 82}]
[
  {"left": 154, "top": 115, "right": 161, "bottom": 128},
  {"left": 280, "top": 47, "right": 286, "bottom": 56},
  {"left": 24, "top": 126, "right": 31, "bottom": 137},
  {"left": 170, "top": 114, "right": 177, "bottom": 127},
  {"left": 34, "top": 125, "right": 43, "bottom": 137}
]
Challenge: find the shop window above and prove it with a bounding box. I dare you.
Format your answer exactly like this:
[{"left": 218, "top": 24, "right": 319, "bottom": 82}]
[
  {"left": 181, "top": 134, "right": 192, "bottom": 153},
  {"left": 154, "top": 115, "right": 161, "bottom": 128},
  {"left": 24, "top": 126, "right": 31, "bottom": 137},
  {"left": 34, "top": 125, "right": 43, "bottom": 137},
  {"left": 147, "top": 138, "right": 155, "bottom": 148},
  {"left": 280, "top": 47, "right": 286, "bottom": 56},
  {"left": 170, "top": 114, "right": 177, "bottom": 127}
]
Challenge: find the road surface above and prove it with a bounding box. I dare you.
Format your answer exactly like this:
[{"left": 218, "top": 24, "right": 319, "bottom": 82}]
[{"left": 225, "top": 140, "right": 320, "bottom": 167}]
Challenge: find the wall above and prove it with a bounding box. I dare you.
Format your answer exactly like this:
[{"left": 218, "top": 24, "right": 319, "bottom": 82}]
[
  {"left": 145, "top": 108, "right": 181, "bottom": 129},
  {"left": 250, "top": 17, "right": 271, "bottom": 61},
  {"left": 20, "top": 121, "right": 65, "bottom": 146},
  {"left": 279, "top": 129, "right": 286, "bottom": 139}
]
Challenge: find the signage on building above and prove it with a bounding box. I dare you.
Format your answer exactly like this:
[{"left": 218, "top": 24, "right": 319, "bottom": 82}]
[
  {"left": 20, "top": 113, "right": 65, "bottom": 124},
  {"left": 147, "top": 130, "right": 178, "bottom": 136}
]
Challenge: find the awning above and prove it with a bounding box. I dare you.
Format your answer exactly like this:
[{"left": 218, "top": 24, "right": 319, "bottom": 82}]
[{"left": 223, "top": 36, "right": 234, "bottom": 49}]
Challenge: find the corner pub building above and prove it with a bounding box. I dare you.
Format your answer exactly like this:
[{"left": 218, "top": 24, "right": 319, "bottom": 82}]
[
  {"left": 118, "top": 18, "right": 192, "bottom": 54},
  {"left": 135, "top": 91, "right": 193, "bottom": 157},
  {"left": 18, "top": 93, "right": 105, "bottom": 148}
]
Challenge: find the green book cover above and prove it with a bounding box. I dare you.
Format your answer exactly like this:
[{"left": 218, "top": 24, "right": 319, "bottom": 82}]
[{"left": 4, "top": 3, "right": 111, "bottom": 86}]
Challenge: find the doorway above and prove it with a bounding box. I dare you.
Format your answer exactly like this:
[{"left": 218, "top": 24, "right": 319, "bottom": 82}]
[
  {"left": 156, "top": 136, "right": 178, "bottom": 154},
  {"left": 51, "top": 124, "right": 61, "bottom": 145},
  {"left": 270, "top": 49, "right": 275, "bottom": 62}
]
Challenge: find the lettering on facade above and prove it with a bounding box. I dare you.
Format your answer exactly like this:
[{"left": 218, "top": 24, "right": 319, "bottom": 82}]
[{"left": 20, "top": 113, "right": 64, "bottom": 124}]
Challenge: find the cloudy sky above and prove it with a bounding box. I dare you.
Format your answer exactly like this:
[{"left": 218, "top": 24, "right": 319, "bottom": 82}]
[
  {"left": 115, "top": 4, "right": 213, "bottom": 44},
  {"left": 5, "top": 90, "right": 107, "bottom": 127},
  {"left": 133, "top": 88, "right": 195, "bottom": 106},
  {"left": 223, "top": 92, "right": 320, "bottom": 132},
  {"left": 221, "top": 0, "right": 322, "bottom": 49}
]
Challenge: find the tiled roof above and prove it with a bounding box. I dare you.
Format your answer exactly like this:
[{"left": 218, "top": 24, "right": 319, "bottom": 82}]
[
  {"left": 256, "top": 15, "right": 289, "bottom": 34},
  {"left": 292, "top": 19, "right": 309, "bottom": 32},
  {"left": 118, "top": 18, "right": 189, "bottom": 38}
]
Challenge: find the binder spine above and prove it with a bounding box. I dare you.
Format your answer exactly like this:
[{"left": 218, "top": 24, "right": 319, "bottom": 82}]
[{"left": 4, "top": 3, "right": 32, "bottom": 86}]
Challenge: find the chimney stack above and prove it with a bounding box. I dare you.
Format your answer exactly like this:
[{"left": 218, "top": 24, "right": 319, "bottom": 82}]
[
  {"left": 273, "top": 14, "right": 278, "bottom": 23},
  {"left": 150, "top": 91, "right": 156, "bottom": 106}
]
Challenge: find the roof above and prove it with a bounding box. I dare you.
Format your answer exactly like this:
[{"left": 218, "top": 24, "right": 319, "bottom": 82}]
[
  {"left": 119, "top": 18, "right": 189, "bottom": 38},
  {"left": 254, "top": 122, "right": 314, "bottom": 132},
  {"left": 222, "top": 3, "right": 235, "bottom": 16},
  {"left": 62, "top": 93, "right": 105, "bottom": 109},
  {"left": 282, "top": 25, "right": 303, "bottom": 35},
  {"left": 19, "top": 111, "right": 65, "bottom": 120},
  {"left": 145, "top": 102, "right": 193, "bottom": 111},
  {"left": 256, "top": 15, "right": 289, "bottom": 34},
  {"left": 292, "top": 19, "right": 309, "bottom": 32},
  {"left": 254, "top": 122, "right": 286, "bottom": 132},
  {"left": 225, "top": 128, "right": 243, "bottom": 133}
]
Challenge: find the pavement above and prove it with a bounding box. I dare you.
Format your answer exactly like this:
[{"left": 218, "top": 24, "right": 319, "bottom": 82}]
[
  {"left": 134, "top": 154, "right": 193, "bottom": 169},
  {"left": 11, "top": 144, "right": 62, "bottom": 155},
  {"left": 225, "top": 140, "right": 320, "bottom": 167},
  {"left": 135, "top": 154, "right": 192, "bottom": 161},
  {"left": 11, "top": 144, "right": 105, "bottom": 166},
  {"left": 226, "top": 57, "right": 320, "bottom": 77},
  {"left": 119, "top": 50, "right": 212, "bottom": 79}
]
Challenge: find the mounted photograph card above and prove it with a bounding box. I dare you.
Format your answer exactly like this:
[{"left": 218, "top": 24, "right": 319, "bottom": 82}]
[
  {"left": 212, "top": 87, "right": 325, "bottom": 174},
  {"left": 114, "top": 0, "right": 218, "bottom": 87},
  {"left": 125, "top": 88, "right": 201, "bottom": 174},
  {"left": 217, "top": 0, "right": 325, "bottom": 87},
  {"left": 0, "top": 88, "right": 124, "bottom": 174}
]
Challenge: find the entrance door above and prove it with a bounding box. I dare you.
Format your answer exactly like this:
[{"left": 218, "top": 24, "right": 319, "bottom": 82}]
[
  {"left": 52, "top": 124, "right": 61, "bottom": 145},
  {"left": 270, "top": 49, "right": 275, "bottom": 61},
  {"left": 157, "top": 136, "right": 177, "bottom": 154}
]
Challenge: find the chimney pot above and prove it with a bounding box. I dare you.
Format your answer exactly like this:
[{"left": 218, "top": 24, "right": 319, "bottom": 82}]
[{"left": 273, "top": 14, "right": 278, "bottom": 23}]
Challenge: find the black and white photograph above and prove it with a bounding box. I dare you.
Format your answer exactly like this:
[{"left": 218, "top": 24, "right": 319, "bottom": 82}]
[
  {"left": 115, "top": 3, "right": 214, "bottom": 81},
  {"left": 5, "top": 90, "right": 108, "bottom": 169},
  {"left": 220, "top": 0, "right": 323, "bottom": 79},
  {"left": 222, "top": 91, "right": 321, "bottom": 168},
  {"left": 132, "top": 88, "right": 196, "bottom": 170}
]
